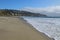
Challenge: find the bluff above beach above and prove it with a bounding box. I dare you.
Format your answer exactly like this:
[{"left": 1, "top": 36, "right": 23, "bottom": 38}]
[{"left": 0, "top": 9, "right": 47, "bottom": 17}]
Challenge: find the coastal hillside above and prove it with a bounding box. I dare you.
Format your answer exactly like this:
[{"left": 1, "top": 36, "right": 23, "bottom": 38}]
[{"left": 0, "top": 9, "right": 47, "bottom": 17}]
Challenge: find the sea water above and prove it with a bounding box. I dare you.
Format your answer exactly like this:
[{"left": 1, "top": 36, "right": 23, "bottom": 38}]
[{"left": 22, "top": 16, "right": 60, "bottom": 40}]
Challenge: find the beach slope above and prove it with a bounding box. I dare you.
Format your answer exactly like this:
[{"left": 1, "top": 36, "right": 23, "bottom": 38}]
[{"left": 0, "top": 17, "right": 53, "bottom": 40}]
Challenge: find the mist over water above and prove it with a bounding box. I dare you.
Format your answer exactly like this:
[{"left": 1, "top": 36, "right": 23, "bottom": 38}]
[{"left": 22, "top": 16, "right": 60, "bottom": 40}]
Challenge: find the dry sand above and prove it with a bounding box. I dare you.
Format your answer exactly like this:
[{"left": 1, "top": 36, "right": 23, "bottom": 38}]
[{"left": 0, "top": 17, "right": 54, "bottom": 40}]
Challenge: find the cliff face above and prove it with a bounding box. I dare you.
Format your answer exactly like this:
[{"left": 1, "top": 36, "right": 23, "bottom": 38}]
[{"left": 0, "top": 9, "right": 47, "bottom": 17}]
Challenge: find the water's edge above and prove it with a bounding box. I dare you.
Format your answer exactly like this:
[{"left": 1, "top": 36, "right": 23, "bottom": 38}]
[{"left": 19, "top": 17, "right": 55, "bottom": 40}]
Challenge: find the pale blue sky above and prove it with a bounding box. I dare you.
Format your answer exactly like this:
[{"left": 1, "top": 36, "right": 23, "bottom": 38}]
[{"left": 0, "top": 0, "right": 60, "bottom": 9}]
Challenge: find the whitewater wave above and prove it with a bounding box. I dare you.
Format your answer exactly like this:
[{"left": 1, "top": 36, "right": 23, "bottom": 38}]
[{"left": 22, "top": 17, "right": 60, "bottom": 40}]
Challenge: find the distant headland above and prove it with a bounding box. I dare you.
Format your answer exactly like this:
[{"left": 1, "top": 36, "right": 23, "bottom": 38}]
[{"left": 0, "top": 9, "right": 47, "bottom": 17}]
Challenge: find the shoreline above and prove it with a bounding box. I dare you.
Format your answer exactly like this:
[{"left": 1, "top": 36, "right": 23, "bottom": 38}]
[
  {"left": 0, "top": 17, "right": 55, "bottom": 40},
  {"left": 19, "top": 17, "right": 55, "bottom": 40}
]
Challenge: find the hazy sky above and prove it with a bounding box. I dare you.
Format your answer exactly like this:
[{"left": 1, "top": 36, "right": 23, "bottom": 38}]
[{"left": 0, "top": 0, "right": 60, "bottom": 9}]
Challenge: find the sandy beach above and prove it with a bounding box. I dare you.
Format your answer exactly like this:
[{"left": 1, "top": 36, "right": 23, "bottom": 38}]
[{"left": 0, "top": 17, "right": 54, "bottom": 40}]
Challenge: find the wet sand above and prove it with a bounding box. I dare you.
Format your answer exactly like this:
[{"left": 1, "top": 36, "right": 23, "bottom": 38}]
[{"left": 0, "top": 17, "right": 54, "bottom": 40}]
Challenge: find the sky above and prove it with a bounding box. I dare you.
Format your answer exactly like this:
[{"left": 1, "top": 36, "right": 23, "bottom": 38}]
[
  {"left": 0, "top": 0, "right": 60, "bottom": 9},
  {"left": 1, "top": 0, "right": 60, "bottom": 16}
]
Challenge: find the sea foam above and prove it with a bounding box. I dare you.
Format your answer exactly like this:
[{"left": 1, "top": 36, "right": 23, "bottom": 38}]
[{"left": 22, "top": 17, "right": 60, "bottom": 40}]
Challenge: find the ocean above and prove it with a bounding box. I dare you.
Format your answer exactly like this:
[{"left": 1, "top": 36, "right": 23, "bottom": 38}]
[{"left": 22, "top": 16, "right": 60, "bottom": 40}]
